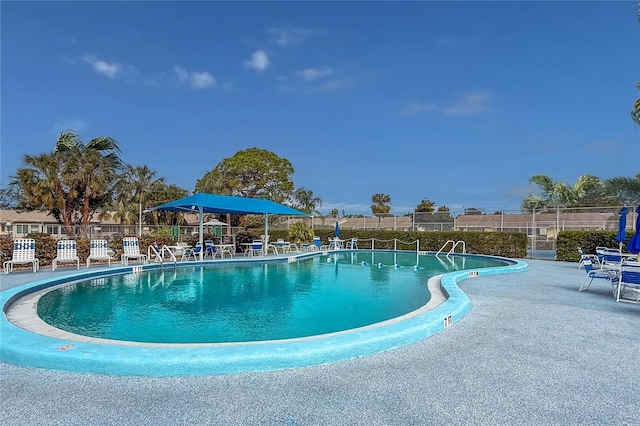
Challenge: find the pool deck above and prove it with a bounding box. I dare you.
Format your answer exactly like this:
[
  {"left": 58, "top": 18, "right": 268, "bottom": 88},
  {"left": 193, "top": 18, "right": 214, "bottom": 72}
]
[{"left": 1, "top": 258, "right": 638, "bottom": 425}]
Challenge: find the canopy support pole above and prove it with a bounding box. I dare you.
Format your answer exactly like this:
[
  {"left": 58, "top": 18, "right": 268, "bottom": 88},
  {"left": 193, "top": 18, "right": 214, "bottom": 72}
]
[
  {"left": 264, "top": 213, "right": 269, "bottom": 255},
  {"left": 199, "top": 206, "right": 204, "bottom": 261}
]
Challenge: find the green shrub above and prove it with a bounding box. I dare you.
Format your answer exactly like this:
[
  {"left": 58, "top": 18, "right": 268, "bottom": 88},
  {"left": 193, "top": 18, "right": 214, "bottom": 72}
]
[{"left": 556, "top": 230, "right": 633, "bottom": 262}]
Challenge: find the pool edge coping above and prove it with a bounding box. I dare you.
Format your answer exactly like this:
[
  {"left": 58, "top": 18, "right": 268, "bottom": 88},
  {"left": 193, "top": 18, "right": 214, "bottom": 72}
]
[{"left": 0, "top": 253, "right": 528, "bottom": 376}]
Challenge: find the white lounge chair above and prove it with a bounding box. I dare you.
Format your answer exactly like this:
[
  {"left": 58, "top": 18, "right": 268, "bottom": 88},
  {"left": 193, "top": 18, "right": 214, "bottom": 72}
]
[
  {"left": 3, "top": 238, "right": 39, "bottom": 274},
  {"left": 87, "top": 239, "right": 112, "bottom": 268},
  {"left": 579, "top": 256, "right": 618, "bottom": 295},
  {"left": 616, "top": 264, "right": 640, "bottom": 303},
  {"left": 52, "top": 240, "right": 80, "bottom": 271},
  {"left": 121, "top": 237, "right": 148, "bottom": 266}
]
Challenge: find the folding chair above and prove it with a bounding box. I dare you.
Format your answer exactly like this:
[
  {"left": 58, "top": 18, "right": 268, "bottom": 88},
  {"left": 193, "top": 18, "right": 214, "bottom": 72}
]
[{"left": 579, "top": 256, "right": 618, "bottom": 296}]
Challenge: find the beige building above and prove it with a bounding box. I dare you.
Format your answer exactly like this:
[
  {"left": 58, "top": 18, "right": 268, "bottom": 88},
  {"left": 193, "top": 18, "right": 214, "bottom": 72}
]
[{"left": 0, "top": 209, "right": 634, "bottom": 240}]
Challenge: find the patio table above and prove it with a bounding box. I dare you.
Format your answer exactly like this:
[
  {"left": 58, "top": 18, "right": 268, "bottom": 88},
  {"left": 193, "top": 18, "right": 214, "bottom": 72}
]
[{"left": 214, "top": 244, "right": 235, "bottom": 259}]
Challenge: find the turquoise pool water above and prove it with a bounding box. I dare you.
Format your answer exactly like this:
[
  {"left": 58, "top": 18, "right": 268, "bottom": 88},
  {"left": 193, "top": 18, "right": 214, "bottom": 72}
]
[{"left": 37, "top": 252, "right": 505, "bottom": 344}]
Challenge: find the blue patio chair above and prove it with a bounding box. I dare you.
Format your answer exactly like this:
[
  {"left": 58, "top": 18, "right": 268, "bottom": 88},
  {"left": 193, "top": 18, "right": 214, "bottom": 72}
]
[
  {"left": 181, "top": 243, "right": 203, "bottom": 261},
  {"left": 579, "top": 256, "right": 618, "bottom": 296},
  {"left": 249, "top": 240, "right": 264, "bottom": 257},
  {"left": 577, "top": 247, "right": 598, "bottom": 269},
  {"left": 600, "top": 249, "right": 624, "bottom": 270},
  {"left": 616, "top": 265, "right": 640, "bottom": 303},
  {"left": 312, "top": 236, "right": 330, "bottom": 251},
  {"left": 205, "top": 240, "right": 217, "bottom": 258},
  {"left": 312, "top": 236, "right": 322, "bottom": 250}
]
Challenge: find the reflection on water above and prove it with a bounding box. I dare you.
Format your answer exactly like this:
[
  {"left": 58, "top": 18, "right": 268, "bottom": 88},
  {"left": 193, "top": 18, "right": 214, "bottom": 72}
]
[{"left": 37, "top": 253, "right": 506, "bottom": 344}]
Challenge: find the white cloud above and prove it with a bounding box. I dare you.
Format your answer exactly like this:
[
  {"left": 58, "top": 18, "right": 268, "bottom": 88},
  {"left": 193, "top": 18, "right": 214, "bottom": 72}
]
[
  {"left": 81, "top": 54, "right": 139, "bottom": 83},
  {"left": 295, "top": 67, "right": 334, "bottom": 81},
  {"left": 268, "top": 26, "right": 320, "bottom": 47},
  {"left": 174, "top": 66, "right": 217, "bottom": 89},
  {"left": 82, "top": 55, "right": 122, "bottom": 79},
  {"left": 443, "top": 91, "right": 492, "bottom": 116},
  {"left": 401, "top": 92, "right": 493, "bottom": 116},
  {"left": 401, "top": 102, "right": 439, "bottom": 115},
  {"left": 245, "top": 50, "right": 270, "bottom": 71}
]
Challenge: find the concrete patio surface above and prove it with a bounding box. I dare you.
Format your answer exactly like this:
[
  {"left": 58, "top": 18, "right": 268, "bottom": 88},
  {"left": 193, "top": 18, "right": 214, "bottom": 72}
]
[{"left": 1, "top": 259, "right": 638, "bottom": 425}]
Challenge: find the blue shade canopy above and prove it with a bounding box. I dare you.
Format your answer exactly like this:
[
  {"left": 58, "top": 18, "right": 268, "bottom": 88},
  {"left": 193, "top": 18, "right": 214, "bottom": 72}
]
[
  {"left": 616, "top": 206, "right": 629, "bottom": 244},
  {"left": 335, "top": 221, "right": 340, "bottom": 237},
  {"left": 148, "top": 193, "right": 308, "bottom": 260},
  {"left": 148, "top": 193, "right": 308, "bottom": 216},
  {"left": 626, "top": 205, "right": 640, "bottom": 254}
]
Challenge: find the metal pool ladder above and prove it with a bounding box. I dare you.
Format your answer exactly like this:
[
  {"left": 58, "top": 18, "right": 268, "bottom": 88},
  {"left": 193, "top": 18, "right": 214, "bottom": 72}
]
[
  {"left": 148, "top": 244, "right": 177, "bottom": 265},
  {"left": 436, "top": 240, "right": 466, "bottom": 256}
]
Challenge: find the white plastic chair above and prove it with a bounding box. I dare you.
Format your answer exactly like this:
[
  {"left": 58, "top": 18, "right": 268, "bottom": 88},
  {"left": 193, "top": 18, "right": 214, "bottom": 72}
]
[
  {"left": 87, "top": 239, "right": 112, "bottom": 268},
  {"left": 121, "top": 237, "right": 148, "bottom": 266},
  {"left": 345, "top": 238, "right": 358, "bottom": 249},
  {"left": 52, "top": 240, "right": 80, "bottom": 271},
  {"left": 3, "top": 238, "right": 39, "bottom": 274}
]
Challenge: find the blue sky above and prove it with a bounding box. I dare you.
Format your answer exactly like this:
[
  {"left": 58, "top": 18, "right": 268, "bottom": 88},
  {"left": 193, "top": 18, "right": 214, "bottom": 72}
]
[{"left": 1, "top": 1, "right": 639, "bottom": 216}]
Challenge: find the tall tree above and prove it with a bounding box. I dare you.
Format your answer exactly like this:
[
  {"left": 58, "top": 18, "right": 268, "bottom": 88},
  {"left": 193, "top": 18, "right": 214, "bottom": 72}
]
[
  {"left": 195, "top": 148, "right": 294, "bottom": 203},
  {"left": 195, "top": 148, "right": 295, "bottom": 229},
  {"left": 371, "top": 193, "right": 391, "bottom": 228},
  {"left": 0, "top": 183, "right": 20, "bottom": 209},
  {"left": 12, "top": 131, "right": 122, "bottom": 238},
  {"left": 292, "top": 187, "right": 322, "bottom": 215},
  {"left": 111, "top": 165, "right": 166, "bottom": 233},
  {"left": 522, "top": 174, "right": 604, "bottom": 212},
  {"left": 633, "top": 83, "right": 640, "bottom": 126},
  {"left": 605, "top": 173, "right": 640, "bottom": 206},
  {"left": 415, "top": 199, "right": 435, "bottom": 213}
]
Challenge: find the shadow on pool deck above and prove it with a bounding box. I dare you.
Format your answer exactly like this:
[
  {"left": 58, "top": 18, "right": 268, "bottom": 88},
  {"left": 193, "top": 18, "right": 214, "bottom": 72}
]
[{"left": 1, "top": 258, "right": 638, "bottom": 425}]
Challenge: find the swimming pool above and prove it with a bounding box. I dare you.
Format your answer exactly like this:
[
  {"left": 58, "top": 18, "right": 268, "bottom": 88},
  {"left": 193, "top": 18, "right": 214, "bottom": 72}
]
[{"left": 1, "top": 251, "right": 527, "bottom": 376}]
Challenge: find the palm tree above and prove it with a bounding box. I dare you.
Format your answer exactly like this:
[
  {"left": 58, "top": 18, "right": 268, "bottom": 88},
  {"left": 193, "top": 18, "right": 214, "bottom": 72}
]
[
  {"left": 371, "top": 193, "right": 391, "bottom": 228},
  {"left": 112, "top": 165, "right": 163, "bottom": 235},
  {"left": 292, "top": 187, "right": 322, "bottom": 215},
  {"left": 606, "top": 173, "right": 640, "bottom": 206},
  {"left": 632, "top": 83, "right": 640, "bottom": 126},
  {"left": 13, "top": 131, "right": 122, "bottom": 238},
  {"left": 522, "top": 174, "right": 603, "bottom": 212}
]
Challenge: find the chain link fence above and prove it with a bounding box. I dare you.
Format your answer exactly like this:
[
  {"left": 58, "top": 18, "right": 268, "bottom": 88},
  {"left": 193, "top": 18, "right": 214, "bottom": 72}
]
[{"left": 3, "top": 206, "right": 636, "bottom": 259}]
